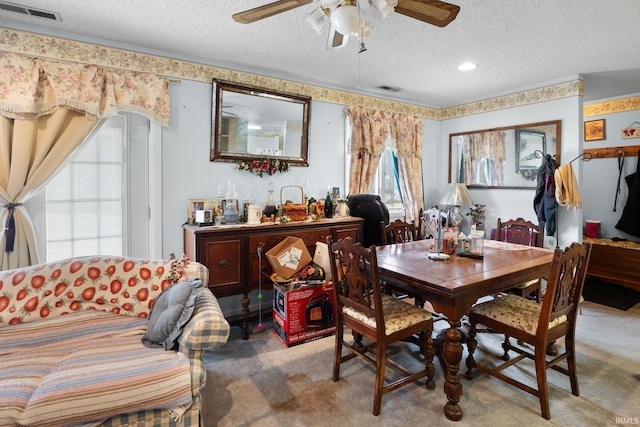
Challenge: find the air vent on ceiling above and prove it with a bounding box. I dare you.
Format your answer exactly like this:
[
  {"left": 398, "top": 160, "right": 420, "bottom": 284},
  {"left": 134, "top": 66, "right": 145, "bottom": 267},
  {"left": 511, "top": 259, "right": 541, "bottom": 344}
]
[
  {"left": 376, "top": 85, "right": 401, "bottom": 93},
  {"left": 0, "top": 2, "right": 61, "bottom": 21}
]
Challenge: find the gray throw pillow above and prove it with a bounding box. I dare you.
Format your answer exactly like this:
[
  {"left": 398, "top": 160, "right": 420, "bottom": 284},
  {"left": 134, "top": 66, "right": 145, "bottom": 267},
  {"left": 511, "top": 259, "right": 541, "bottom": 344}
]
[{"left": 142, "top": 279, "right": 203, "bottom": 350}]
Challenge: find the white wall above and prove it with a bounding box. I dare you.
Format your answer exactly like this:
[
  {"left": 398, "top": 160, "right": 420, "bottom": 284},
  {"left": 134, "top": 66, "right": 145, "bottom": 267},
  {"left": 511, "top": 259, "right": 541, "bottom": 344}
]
[
  {"left": 161, "top": 80, "right": 348, "bottom": 258},
  {"left": 159, "top": 79, "right": 595, "bottom": 315},
  {"left": 161, "top": 79, "right": 349, "bottom": 316},
  {"left": 437, "top": 95, "right": 584, "bottom": 248},
  {"left": 582, "top": 100, "right": 640, "bottom": 239},
  {"left": 421, "top": 118, "right": 444, "bottom": 208}
]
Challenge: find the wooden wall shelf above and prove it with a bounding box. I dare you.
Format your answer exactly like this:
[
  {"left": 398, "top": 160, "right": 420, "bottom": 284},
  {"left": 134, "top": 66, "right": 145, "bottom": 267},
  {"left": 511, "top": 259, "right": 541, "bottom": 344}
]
[{"left": 583, "top": 145, "right": 640, "bottom": 159}]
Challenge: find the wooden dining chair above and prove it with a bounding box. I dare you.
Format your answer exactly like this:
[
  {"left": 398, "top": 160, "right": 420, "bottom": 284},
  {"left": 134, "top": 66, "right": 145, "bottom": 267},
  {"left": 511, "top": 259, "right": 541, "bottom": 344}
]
[
  {"left": 379, "top": 219, "right": 426, "bottom": 306},
  {"left": 495, "top": 217, "right": 545, "bottom": 302},
  {"left": 464, "top": 242, "right": 591, "bottom": 420},
  {"left": 380, "top": 218, "right": 419, "bottom": 245},
  {"left": 327, "top": 236, "right": 436, "bottom": 416}
]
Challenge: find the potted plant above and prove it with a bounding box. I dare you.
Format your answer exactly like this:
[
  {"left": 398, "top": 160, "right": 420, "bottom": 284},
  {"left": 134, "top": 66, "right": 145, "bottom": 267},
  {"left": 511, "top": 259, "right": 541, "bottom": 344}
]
[{"left": 467, "top": 204, "right": 486, "bottom": 229}]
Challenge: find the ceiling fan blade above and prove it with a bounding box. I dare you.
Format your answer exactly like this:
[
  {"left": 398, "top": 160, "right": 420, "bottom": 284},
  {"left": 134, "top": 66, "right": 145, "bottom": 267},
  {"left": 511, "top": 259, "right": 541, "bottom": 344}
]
[
  {"left": 327, "top": 25, "right": 349, "bottom": 50},
  {"left": 394, "top": 0, "right": 460, "bottom": 27},
  {"left": 233, "top": 0, "right": 314, "bottom": 24}
]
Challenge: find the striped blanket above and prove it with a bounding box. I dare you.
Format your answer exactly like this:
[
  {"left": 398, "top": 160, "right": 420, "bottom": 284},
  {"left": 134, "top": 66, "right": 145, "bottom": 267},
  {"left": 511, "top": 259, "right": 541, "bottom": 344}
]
[{"left": 0, "top": 310, "right": 192, "bottom": 427}]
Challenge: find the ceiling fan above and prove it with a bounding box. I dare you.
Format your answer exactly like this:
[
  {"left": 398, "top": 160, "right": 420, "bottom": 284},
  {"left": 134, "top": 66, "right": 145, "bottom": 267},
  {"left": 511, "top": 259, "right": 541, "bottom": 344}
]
[{"left": 233, "top": 0, "right": 460, "bottom": 49}]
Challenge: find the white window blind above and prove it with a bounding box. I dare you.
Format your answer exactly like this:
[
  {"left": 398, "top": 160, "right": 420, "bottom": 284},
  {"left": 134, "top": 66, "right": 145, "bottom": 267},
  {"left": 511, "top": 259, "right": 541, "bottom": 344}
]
[{"left": 45, "top": 116, "right": 126, "bottom": 261}]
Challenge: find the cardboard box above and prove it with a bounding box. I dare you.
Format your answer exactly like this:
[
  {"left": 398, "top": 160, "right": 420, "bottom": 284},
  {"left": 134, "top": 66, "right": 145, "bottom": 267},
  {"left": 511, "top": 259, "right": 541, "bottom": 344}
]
[
  {"left": 266, "top": 236, "right": 312, "bottom": 279},
  {"left": 272, "top": 282, "right": 335, "bottom": 347}
]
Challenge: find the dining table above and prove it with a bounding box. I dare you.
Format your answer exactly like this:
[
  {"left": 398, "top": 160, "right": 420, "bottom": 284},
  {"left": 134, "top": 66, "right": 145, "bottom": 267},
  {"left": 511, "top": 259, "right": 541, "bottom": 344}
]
[{"left": 375, "top": 238, "right": 554, "bottom": 421}]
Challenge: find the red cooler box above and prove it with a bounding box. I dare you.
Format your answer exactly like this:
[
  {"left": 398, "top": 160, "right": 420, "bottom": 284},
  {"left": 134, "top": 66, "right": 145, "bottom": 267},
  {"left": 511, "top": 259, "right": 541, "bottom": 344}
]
[{"left": 272, "top": 282, "right": 335, "bottom": 347}]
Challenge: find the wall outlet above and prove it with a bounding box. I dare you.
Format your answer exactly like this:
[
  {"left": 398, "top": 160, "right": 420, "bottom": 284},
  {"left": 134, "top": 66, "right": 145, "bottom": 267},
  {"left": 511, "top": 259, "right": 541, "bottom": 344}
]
[{"left": 217, "top": 184, "right": 225, "bottom": 198}]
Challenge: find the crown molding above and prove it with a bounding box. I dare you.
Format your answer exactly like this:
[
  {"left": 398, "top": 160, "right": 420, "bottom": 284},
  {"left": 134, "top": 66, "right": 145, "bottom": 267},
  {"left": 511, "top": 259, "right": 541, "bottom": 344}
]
[{"left": 0, "top": 27, "right": 606, "bottom": 121}]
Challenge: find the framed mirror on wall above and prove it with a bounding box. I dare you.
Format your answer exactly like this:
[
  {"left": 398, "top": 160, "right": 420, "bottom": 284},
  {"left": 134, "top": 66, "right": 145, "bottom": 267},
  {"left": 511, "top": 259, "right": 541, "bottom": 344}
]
[
  {"left": 211, "top": 79, "right": 311, "bottom": 166},
  {"left": 449, "top": 120, "right": 561, "bottom": 189}
]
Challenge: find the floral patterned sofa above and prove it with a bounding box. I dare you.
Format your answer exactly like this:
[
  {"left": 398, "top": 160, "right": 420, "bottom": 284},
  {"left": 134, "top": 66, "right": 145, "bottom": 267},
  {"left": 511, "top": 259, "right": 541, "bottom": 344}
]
[{"left": 0, "top": 255, "right": 230, "bottom": 427}]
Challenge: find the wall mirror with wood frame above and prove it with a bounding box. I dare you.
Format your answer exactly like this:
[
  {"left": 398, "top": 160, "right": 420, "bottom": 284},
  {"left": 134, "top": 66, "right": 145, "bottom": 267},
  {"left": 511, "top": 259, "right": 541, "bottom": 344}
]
[
  {"left": 449, "top": 120, "right": 561, "bottom": 189},
  {"left": 211, "top": 79, "right": 311, "bottom": 166}
]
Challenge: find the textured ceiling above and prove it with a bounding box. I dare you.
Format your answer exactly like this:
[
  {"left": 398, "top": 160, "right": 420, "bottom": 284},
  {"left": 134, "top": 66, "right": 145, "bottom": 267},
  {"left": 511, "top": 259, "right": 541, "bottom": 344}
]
[{"left": 1, "top": 0, "right": 639, "bottom": 108}]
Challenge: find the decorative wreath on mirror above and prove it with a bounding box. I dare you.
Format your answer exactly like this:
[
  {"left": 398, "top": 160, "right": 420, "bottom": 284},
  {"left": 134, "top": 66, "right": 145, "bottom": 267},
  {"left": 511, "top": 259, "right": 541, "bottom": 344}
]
[{"left": 236, "top": 158, "right": 290, "bottom": 177}]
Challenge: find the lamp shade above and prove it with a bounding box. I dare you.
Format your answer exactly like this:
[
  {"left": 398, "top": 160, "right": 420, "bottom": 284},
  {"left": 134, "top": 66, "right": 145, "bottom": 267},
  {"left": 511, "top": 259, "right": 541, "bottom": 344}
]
[{"left": 439, "top": 183, "right": 474, "bottom": 207}]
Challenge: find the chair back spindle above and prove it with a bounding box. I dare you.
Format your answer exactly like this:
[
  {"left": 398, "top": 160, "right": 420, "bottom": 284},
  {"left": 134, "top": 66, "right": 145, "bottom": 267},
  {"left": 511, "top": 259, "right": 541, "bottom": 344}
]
[
  {"left": 331, "top": 238, "right": 380, "bottom": 322},
  {"left": 539, "top": 242, "right": 591, "bottom": 335}
]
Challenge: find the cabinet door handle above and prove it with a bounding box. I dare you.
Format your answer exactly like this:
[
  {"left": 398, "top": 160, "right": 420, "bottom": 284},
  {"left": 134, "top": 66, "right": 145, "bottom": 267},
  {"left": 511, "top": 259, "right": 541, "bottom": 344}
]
[{"left": 219, "top": 259, "right": 228, "bottom": 268}]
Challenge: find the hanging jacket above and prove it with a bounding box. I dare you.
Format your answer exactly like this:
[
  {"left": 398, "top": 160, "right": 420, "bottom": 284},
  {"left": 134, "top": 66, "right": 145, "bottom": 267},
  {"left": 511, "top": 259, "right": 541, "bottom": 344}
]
[
  {"left": 554, "top": 163, "right": 582, "bottom": 209},
  {"left": 615, "top": 152, "right": 640, "bottom": 237},
  {"left": 533, "top": 154, "right": 558, "bottom": 235}
]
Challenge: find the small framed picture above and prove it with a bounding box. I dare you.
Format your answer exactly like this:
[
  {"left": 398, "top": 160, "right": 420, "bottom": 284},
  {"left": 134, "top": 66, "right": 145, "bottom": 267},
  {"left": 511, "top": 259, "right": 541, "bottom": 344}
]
[
  {"left": 332, "top": 187, "right": 340, "bottom": 199},
  {"left": 622, "top": 126, "right": 640, "bottom": 139},
  {"left": 187, "top": 199, "right": 217, "bottom": 225},
  {"left": 195, "top": 209, "right": 213, "bottom": 224},
  {"left": 584, "top": 119, "right": 605, "bottom": 141}
]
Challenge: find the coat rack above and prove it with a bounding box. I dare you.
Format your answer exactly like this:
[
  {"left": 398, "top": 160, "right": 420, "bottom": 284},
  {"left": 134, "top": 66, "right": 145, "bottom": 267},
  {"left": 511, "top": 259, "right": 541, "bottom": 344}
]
[{"left": 583, "top": 145, "right": 640, "bottom": 159}]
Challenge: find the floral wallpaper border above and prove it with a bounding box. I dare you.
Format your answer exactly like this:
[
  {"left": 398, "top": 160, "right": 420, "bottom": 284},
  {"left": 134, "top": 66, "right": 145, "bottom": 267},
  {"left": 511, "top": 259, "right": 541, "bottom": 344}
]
[
  {"left": 1, "top": 28, "right": 632, "bottom": 120},
  {"left": 584, "top": 95, "right": 640, "bottom": 117}
]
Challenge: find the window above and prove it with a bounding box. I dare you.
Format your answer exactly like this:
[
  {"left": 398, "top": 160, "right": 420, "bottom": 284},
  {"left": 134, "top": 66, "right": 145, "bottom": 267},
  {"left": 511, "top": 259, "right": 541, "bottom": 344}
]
[
  {"left": 376, "top": 148, "right": 404, "bottom": 213},
  {"left": 345, "top": 119, "right": 405, "bottom": 220},
  {"left": 26, "top": 113, "right": 157, "bottom": 262},
  {"left": 45, "top": 115, "right": 127, "bottom": 261}
]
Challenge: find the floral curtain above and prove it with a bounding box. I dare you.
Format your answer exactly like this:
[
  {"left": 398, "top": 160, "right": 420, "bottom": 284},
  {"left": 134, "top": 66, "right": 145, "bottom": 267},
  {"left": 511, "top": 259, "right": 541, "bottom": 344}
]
[
  {"left": 390, "top": 111, "right": 423, "bottom": 223},
  {"left": 345, "top": 107, "right": 388, "bottom": 194},
  {"left": 345, "top": 106, "right": 424, "bottom": 223},
  {"left": 0, "top": 51, "right": 170, "bottom": 269}
]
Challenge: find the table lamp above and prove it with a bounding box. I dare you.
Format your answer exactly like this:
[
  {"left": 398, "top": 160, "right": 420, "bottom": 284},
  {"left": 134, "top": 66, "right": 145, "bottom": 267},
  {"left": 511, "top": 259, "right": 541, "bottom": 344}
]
[{"left": 438, "top": 183, "right": 474, "bottom": 228}]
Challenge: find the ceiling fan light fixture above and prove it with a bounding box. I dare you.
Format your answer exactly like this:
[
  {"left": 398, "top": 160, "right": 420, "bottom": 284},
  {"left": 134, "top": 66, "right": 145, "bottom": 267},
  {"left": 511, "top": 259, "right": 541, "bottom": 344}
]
[
  {"left": 319, "top": 0, "right": 342, "bottom": 9},
  {"left": 371, "top": 0, "right": 397, "bottom": 18},
  {"left": 355, "top": 20, "right": 372, "bottom": 39},
  {"left": 306, "top": 6, "right": 326, "bottom": 33},
  {"left": 330, "top": 4, "right": 361, "bottom": 35}
]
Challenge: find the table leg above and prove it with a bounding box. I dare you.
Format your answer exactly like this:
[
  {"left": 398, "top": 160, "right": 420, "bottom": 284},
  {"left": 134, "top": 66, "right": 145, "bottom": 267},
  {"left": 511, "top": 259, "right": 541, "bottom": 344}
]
[{"left": 442, "top": 322, "right": 464, "bottom": 421}]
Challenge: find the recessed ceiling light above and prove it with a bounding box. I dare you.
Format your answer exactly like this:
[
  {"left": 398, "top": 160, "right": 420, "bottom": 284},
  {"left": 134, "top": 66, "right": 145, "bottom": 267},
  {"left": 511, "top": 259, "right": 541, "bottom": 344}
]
[{"left": 458, "top": 62, "right": 477, "bottom": 71}]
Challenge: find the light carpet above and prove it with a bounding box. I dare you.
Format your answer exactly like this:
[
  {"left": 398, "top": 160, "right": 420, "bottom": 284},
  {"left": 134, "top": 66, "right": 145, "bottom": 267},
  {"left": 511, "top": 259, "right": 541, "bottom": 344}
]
[{"left": 202, "top": 301, "right": 640, "bottom": 427}]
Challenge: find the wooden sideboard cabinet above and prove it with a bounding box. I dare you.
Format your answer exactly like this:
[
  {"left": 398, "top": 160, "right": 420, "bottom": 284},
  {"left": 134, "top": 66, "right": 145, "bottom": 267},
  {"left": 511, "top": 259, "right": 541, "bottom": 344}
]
[
  {"left": 183, "top": 217, "right": 363, "bottom": 339},
  {"left": 583, "top": 237, "right": 640, "bottom": 293}
]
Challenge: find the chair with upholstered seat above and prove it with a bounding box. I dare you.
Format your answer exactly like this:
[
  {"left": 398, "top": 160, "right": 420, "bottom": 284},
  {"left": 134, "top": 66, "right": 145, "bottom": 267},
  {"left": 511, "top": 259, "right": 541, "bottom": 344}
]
[
  {"left": 327, "top": 236, "right": 436, "bottom": 416},
  {"left": 495, "top": 217, "right": 545, "bottom": 302},
  {"left": 464, "top": 242, "right": 591, "bottom": 420}
]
